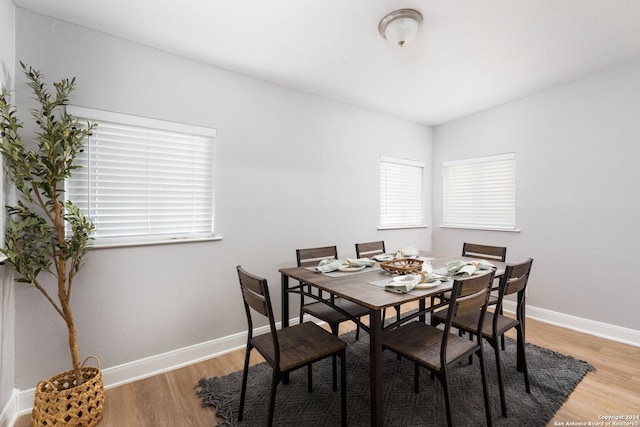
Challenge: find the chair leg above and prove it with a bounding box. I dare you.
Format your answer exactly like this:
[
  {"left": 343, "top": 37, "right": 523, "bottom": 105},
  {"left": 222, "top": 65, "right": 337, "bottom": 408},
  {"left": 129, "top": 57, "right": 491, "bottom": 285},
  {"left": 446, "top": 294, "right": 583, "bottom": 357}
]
[
  {"left": 238, "top": 345, "right": 252, "bottom": 421},
  {"left": 268, "top": 369, "right": 281, "bottom": 427},
  {"left": 500, "top": 305, "right": 506, "bottom": 350},
  {"left": 355, "top": 317, "right": 361, "bottom": 340},
  {"left": 517, "top": 325, "right": 531, "bottom": 393},
  {"left": 516, "top": 322, "right": 524, "bottom": 372},
  {"left": 299, "top": 283, "right": 306, "bottom": 324},
  {"left": 477, "top": 347, "right": 494, "bottom": 427},
  {"left": 308, "top": 364, "right": 313, "bottom": 392},
  {"left": 494, "top": 340, "right": 507, "bottom": 417},
  {"left": 339, "top": 349, "right": 347, "bottom": 427},
  {"left": 440, "top": 370, "right": 454, "bottom": 427},
  {"left": 330, "top": 323, "right": 339, "bottom": 391},
  {"left": 414, "top": 363, "right": 420, "bottom": 393}
]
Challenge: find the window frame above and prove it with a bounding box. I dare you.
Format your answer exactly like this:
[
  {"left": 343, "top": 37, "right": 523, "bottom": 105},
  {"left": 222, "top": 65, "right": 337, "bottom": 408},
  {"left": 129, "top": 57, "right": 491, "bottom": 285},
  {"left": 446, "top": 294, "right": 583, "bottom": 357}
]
[
  {"left": 441, "top": 152, "right": 519, "bottom": 232},
  {"left": 379, "top": 155, "right": 427, "bottom": 230},
  {"left": 65, "top": 105, "right": 220, "bottom": 248}
]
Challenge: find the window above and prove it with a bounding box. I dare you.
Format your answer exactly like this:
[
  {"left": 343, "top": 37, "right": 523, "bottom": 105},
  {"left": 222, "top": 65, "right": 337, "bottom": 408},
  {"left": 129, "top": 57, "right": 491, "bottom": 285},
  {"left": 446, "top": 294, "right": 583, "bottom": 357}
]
[
  {"left": 66, "top": 106, "right": 216, "bottom": 245},
  {"left": 379, "top": 156, "right": 425, "bottom": 229},
  {"left": 442, "top": 153, "right": 516, "bottom": 231}
]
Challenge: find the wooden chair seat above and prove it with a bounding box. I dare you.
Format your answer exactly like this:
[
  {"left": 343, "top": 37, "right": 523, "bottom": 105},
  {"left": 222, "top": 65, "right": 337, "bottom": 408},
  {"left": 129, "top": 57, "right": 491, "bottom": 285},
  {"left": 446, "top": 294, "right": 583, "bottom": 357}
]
[
  {"left": 434, "top": 309, "right": 518, "bottom": 341},
  {"left": 383, "top": 322, "right": 479, "bottom": 371},
  {"left": 252, "top": 322, "right": 347, "bottom": 372},
  {"left": 302, "top": 299, "right": 370, "bottom": 325}
]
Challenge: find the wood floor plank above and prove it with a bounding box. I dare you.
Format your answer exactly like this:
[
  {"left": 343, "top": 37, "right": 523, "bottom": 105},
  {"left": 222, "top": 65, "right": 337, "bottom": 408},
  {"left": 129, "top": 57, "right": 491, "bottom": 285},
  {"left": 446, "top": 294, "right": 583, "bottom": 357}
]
[{"left": 14, "top": 311, "right": 640, "bottom": 426}]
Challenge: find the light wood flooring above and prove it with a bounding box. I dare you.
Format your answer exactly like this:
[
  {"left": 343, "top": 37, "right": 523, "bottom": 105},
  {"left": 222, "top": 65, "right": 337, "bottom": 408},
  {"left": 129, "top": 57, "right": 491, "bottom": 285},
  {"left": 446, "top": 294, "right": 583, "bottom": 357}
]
[{"left": 15, "top": 309, "right": 640, "bottom": 426}]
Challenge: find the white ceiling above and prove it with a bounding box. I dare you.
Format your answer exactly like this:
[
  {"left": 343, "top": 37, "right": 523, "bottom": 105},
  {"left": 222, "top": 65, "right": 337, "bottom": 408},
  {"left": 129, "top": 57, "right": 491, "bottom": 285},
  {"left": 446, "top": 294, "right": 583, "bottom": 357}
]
[{"left": 13, "top": 0, "right": 640, "bottom": 125}]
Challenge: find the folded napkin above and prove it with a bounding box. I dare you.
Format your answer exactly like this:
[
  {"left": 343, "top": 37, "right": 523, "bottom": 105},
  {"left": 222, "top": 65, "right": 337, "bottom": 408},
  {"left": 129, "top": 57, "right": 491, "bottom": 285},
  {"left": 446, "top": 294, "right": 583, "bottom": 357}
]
[
  {"left": 346, "top": 258, "right": 376, "bottom": 267},
  {"left": 419, "top": 261, "right": 448, "bottom": 282},
  {"left": 385, "top": 275, "right": 419, "bottom": 293},
  {"left": 373, "top": 245, "right": 421, "bottom": 261},
  {"left": 385, "top": 266, "right": 449, "bottom": 293},
  {"left": 445, "top": 260, "right": 495, "bottom": 277},
  {"left": 372, "top": 253, "right": 396, "bottom": 261},
  {"left": 314, "top": 258, "right": 376, "bottom": 273},
  {"left": 422, "top": 272, "right": 450, "bottom": 283},
  {"left": 396, "top": 245, "right": 420, "bottom": 258}
]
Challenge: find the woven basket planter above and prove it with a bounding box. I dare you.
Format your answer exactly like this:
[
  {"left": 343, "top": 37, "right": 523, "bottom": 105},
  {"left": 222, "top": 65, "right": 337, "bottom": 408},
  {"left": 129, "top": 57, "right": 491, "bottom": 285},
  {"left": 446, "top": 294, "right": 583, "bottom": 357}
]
[{"left": 32, "top": 356, "right": 104, "bottom": 426}]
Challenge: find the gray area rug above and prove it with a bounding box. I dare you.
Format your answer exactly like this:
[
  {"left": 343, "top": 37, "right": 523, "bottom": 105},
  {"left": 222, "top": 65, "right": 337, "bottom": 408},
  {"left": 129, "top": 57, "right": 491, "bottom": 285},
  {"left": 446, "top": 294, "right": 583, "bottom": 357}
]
[{"left": 197, "top": 327, "right": 594, "bottom": 426}]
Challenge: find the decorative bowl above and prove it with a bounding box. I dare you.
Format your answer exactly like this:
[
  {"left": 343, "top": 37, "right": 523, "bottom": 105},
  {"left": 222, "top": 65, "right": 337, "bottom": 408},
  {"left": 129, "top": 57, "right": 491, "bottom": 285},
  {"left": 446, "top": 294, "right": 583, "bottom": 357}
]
[{"left": 380, "top": 258, "right": 424, "bottom": 274}]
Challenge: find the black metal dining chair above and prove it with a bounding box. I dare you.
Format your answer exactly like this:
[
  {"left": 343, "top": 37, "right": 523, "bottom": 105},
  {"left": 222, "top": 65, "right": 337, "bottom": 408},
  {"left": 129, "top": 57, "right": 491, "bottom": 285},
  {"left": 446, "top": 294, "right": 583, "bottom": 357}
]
[
  {"left": 432, "top": 258, "right": 533, "bottom": 418},
  {"left": 432, "top": 243, "right": 508, "bottom": 342},
  {"left": 297, "top": 246, "right": 369, "bottom": 340},
  {"left": 355, "top": 240, "right": 401, "bottom": 324},
  {"left": 461, "top": 243, "right": 509, "bottom": 348},
  {"left": 462, "top": 242, "right": 507, "bottom": 262},
  {"left": 237, "top": 266, "right": 347, "bottom": 426},
  {"left": 382, "top": 270, "right": 495, "bottom": 427},
  {"left": 355, "top": 240, "right": 386, "bottom": 259}
]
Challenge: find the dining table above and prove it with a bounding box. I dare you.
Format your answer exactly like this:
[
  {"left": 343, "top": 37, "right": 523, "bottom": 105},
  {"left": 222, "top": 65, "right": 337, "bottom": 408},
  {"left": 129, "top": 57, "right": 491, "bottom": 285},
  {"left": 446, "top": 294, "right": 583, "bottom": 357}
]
[{"left": 279, "top": 253, "right": 506, "bottom": 427}]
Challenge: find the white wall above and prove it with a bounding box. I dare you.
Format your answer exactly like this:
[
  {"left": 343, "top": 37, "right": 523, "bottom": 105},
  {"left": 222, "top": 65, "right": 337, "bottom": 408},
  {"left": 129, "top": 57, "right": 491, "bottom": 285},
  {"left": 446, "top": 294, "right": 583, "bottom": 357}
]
[
  {"left": 0, "top": 0, "right": 16, "bottom": 417},
  {"left": 13, "top": 8, "right": 432, "bottom": 389},
  {"left": 433, "top": 59, "right": 640, "bottom": 331}
]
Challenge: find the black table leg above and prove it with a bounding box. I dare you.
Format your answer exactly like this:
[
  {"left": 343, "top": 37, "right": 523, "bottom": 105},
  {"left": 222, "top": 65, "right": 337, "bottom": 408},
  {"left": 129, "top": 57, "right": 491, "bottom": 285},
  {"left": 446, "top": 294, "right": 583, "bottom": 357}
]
[{"left": 369, "top": 308, "right": 383, "bottom": 426}]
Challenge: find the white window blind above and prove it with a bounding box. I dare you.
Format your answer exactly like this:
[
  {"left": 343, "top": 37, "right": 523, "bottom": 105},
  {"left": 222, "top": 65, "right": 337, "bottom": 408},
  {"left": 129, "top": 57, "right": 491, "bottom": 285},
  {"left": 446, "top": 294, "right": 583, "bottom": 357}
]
[
  {"left": 380, "top": 156, "right": 424, "bottom": 228},
  {"left": 442, "top": 153, "right": 516, "bottom": 231},
  {"left": 66, "top": 106, "right": 216, "bottom": 244}
]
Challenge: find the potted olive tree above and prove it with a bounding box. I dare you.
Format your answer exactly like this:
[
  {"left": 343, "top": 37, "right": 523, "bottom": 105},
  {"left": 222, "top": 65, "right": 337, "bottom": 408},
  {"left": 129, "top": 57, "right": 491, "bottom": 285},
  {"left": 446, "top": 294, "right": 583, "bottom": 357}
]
[{"left": 0, "top": 63, "right": 104, "bottom": 426}]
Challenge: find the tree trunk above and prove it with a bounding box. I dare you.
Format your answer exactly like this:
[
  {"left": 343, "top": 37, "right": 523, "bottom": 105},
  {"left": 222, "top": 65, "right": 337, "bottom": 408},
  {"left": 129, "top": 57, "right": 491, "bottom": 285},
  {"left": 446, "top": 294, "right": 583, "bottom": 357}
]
[
  {"left": 65, "top": 307, "right": 84, "bottom": 385},
  {"left": 58, "top": 242, "right": 83, "bottom": 384}
]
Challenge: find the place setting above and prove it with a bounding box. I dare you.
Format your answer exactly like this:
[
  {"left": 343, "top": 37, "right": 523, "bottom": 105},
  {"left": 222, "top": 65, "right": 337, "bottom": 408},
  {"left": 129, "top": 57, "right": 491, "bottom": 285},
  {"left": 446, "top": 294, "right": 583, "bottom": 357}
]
[
  {"left": 306, "top": 245, "right": 428, "bottom": 277},
  {"left": 307, "top": 257, "right": 379, "bottom": 277},
  {"left": 370, "top": 256, "right": 498, "bottom": 295}
]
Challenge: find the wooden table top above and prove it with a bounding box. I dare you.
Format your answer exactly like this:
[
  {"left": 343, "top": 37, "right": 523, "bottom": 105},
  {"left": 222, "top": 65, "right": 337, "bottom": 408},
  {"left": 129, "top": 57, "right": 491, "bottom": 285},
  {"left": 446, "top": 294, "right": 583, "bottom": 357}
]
[{"left": 280, "top": 255, "right": 505, "bottom": 311}]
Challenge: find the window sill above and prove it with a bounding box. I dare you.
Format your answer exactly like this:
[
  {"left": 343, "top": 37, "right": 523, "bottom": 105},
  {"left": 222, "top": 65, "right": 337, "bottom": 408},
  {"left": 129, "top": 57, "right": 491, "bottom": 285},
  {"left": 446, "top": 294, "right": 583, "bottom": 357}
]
[
  {"left": 89, "top": 235, "right": 223, "bottom": 250},
  {"left": 439, "top": 225, "right": 521, "bottom": 233},
  {"left": 378, "top": 225, "right": 428, "bottom": 231}
]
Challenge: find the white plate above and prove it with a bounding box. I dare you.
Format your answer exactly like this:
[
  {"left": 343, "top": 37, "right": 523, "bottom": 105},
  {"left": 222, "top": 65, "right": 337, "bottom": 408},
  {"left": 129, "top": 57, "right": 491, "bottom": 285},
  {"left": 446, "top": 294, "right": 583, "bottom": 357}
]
[
  {"left": 415, "top": 280, "right": 441, "bottom": 289},
  {"left": 338, "top": 265, "right": 366, "bottom": 272}
]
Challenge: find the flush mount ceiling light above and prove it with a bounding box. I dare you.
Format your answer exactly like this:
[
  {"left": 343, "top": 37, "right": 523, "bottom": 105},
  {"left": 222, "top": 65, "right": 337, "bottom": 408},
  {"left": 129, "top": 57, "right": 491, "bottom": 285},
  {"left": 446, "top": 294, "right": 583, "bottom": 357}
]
[{"left": 378, "top": 8, "right": 423, "bottom": 47}]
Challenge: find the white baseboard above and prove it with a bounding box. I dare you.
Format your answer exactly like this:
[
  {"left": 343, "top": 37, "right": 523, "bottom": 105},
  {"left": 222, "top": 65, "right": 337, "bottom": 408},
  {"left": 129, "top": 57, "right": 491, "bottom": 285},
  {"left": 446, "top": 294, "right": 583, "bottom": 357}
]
[
  {"left": 14, "top": 322, "right": 276, "bottom": 417},
  {"left": 9, "top": 308, "right": 639, "bottom": 421},
  {"left": 502, "top": 301, "right": 640, "bottom": 347},
  {"left": 0, "top": 389, "right": 18, "bottom": 427}
]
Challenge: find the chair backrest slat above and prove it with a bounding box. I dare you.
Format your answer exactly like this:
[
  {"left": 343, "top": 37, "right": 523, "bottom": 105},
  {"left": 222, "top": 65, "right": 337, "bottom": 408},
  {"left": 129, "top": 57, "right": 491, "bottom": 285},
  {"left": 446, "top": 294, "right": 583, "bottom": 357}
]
[
  {"left": 237, "top": 266, "right": 280, "bottom": 363},
  {"left": 504, "top": 274, "right": 528, "bottom": 296},
  {"left": 495, "top": 258, "right": 534, "bottom": 324},
  {"left": 296, "top": 246, "right": 338, "bottom": 267},
  {"left": 241, "top": 287, "right": 269, "bottom": 317},
  {"left": 440, "top": 270, "right": 494, "bottom": 365},
  {"left": 355, "top": 241, "right": 385, "bottom": 258},
  {"left": 452, "top": 271, "right": 495, "bottom": 318},
  {"left": 462, "top": 243, "right": 507, "bottom": 262}
]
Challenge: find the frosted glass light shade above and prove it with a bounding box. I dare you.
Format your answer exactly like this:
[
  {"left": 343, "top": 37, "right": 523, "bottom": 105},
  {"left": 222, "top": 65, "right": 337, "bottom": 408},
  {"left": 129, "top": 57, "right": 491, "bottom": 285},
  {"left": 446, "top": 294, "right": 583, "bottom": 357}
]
[{"left": 378, "top": 9, "right": 423, "bottom": 47}]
